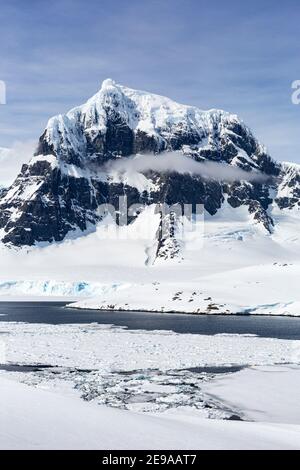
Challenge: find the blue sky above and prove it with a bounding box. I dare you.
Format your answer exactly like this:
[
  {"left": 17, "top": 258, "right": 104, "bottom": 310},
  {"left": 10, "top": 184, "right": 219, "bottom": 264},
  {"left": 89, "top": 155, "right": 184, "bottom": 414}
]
[{"left": 0, "top": 0, "right": 300, "bottom": 162}]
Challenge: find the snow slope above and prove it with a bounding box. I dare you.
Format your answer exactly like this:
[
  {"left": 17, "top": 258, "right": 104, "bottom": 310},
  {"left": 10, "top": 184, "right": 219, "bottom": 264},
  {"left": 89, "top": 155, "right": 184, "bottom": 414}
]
[
  {"left": 1, "top": 376, "right": 300, "bottom": 450},
  {"left": 0, "top": 200, "right": 299, "bottom": 315},
  {"left": 202, "top": 365, "right": 300, "bottom": 425},
  {"left": 44, "top": 78, "right": 241, "bottom": 157}
]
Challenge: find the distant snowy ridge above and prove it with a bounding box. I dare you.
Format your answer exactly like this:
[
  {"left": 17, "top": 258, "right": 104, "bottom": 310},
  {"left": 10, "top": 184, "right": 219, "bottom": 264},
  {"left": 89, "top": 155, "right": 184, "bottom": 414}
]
[{"left": 0, "top": 280, "right": 123, "bottom": 299}]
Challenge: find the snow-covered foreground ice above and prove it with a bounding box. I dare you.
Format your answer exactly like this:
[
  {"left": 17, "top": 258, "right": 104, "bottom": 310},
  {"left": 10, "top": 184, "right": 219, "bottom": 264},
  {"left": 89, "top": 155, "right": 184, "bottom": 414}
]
[
  {"left": 0, "top": 321, "right": 300, "bottom": 449},
  {"left": 202, "top": 365, "right": 300, "bottom": 424},
  {"left": 1, "top": 376, "right": 300, "bottom": 450}
]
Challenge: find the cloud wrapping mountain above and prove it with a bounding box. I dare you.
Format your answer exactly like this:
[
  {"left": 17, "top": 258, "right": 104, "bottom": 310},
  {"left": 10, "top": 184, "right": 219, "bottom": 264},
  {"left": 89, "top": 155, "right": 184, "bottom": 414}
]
[
  {"left": 104, "top": 152, "right": 269, "bottom": 183},
  {"left": 0, "top": 141, "right": 35, "bottom": 187},
  {"left": 0, "top": 79, "right": 298, "bottom": 254}
]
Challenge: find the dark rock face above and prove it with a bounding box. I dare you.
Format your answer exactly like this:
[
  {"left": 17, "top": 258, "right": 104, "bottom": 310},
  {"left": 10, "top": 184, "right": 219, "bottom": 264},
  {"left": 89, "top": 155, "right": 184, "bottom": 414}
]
[
  {"left": 0, "top": 80, "right": 298, "bottom": 254},
  {"left": 0, "top": 164, "right": 99, "bottom": 246},
  {"left": 155, "top": 211, "right": 182, "bottom": 261},
  {"left": 34, "top": 131, "right": 56, "bottom": 158},
  {"left": 275, "top": 164, "right": 300, "bottom": 210}
]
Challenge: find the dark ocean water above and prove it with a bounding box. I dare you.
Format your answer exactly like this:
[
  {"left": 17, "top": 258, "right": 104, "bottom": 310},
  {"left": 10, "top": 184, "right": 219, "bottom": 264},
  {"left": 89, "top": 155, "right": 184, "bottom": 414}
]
[{"left": 0, "top": 301, "right": 299, "bottom": 340}]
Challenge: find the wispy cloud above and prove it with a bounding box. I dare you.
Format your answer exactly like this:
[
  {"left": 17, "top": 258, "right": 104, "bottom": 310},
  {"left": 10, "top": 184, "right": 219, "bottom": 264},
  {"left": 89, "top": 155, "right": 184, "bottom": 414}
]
[
  {"left": 0, "top": 140, "right": 35, "bottom": 187},
  {"left": 105, "top": 152, "right": 268, "bottom": 183}
]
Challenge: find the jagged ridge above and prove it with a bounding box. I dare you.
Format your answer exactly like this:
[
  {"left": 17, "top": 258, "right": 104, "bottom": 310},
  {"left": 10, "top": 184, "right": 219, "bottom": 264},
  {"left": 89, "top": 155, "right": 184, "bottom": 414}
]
[{"left": 0, "top": 79, "right": 298, "bottom": 259}]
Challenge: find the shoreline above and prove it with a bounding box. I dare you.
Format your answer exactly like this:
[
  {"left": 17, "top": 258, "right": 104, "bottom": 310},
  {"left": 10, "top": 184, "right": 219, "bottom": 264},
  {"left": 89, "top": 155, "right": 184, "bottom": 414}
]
[
  {"left": 1, "top": 299, "right": 299, "bottom": 318},
  {"left": 66, "top": 305, "right": 300, "bottom": 318}
]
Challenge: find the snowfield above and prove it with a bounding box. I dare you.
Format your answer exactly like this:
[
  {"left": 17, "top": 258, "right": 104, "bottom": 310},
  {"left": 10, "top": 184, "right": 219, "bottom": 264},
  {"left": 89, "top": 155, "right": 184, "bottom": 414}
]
[
  {"left": 1, "top": 376, "right": 300, "bottom": 450},
  {"left": 68, "top": 263, "right": 300, "bottom": 316},
  {"left": 0, "top": 201, "right": 299, "bottom": 316},
  {"left": 0, "top": 320, "right": 300, "bottom": 449},
  {"left": 202, "top": 365, "right": 300, "bottom": 424}
]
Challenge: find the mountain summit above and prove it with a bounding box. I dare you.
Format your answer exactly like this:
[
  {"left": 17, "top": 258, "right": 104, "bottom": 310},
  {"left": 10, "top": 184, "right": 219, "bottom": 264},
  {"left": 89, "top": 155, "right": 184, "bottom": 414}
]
[{"left": 0, "top": 80, "right": 298, "bottom": 255}]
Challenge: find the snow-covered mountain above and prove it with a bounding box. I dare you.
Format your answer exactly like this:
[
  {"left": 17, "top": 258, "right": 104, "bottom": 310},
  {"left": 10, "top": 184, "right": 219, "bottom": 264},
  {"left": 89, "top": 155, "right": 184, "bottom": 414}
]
[{"left": 0, "top": 79, "right": 298, "bottom": 259}]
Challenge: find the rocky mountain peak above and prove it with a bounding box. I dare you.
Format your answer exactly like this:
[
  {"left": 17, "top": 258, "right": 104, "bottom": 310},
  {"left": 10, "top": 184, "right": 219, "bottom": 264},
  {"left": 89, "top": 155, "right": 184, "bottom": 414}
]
[{"left": 0, "top": 81, "right": 297, "bottom": 254}]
